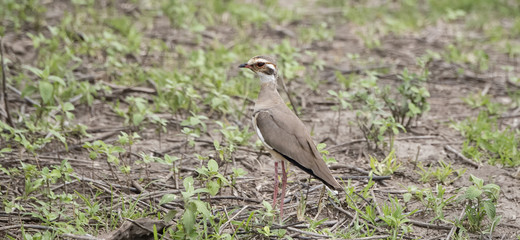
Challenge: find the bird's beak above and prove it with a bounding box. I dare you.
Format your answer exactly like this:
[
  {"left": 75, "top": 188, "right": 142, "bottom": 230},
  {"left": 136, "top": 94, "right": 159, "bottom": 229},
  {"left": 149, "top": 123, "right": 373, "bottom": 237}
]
[{"left": 239, "top": 63, "right": 250, "bottom": 69}]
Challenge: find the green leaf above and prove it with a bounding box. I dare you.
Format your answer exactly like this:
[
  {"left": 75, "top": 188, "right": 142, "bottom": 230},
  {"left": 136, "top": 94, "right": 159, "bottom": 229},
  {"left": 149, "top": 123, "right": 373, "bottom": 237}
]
[
  {"left": 159, "top": 194, "right": 177, "bottom": 205},
  {"left": 0, "top": 148, "right": 12, "bottom": 154},
  {"left": 482, "top": 183, "right": 500, "bottom": 200},
  {"left": 208, "top": 159, "right": 218, "bottom": 172},
  {"left": 482, "top": 200, "right": 496, "bottom": 219},
  {"left": 24, "top": 65, "right": 43, "bottom": 77},
  {"left": 39, "top": 81, "right": 54, "bottom": 104},
  {"left": 88, "top": 151, "right": 98, "bottom": 160},
  {"left": 232, "top": 167, "right": 247, "bottom": 177},
  {"left": 49, "top": 129, "right": 68, "bottom": 150},
  {"left": 193, "top": 200, "right": 210, "bottom": 218},
  {"left": 182, "top": 207, "right": 195, "bottom": 234},
  {"left": 328, "top": 90, "right": 338, "bottom": 97},
  {"left": 164, "top": 209, "right": 177, "bottom": 222},
  {"left": 207, "top": 180, "right": 220, "bottom": 196},
  {"left": 132, "top": 113, "right": 145, "bottom": 126},
  {"left": 464, "top": 186, "right": 482, "bottom": 200},
  {"left": 48, "top": 75, "right": 66, "bottom": 86},
  {"left": 262, "top": 200, "right": 273, "bottom": 212},
  {"left": 21, "top": 85, "right": 37, "bottom": 98},
  {"left": 469, "top": 174, "right": 484, "bottom": 188},
  {"left": 164, "top": 154, "right": 179, "bottom": 164},
  {"left": 183, "top": 176, "right": 194, "bottom": 193},
  {"left": 403, "top": 193, "right": 412, "bottom": 203},
  {"left": 62, "top": 102, "right": 75, "bottom": 111}
]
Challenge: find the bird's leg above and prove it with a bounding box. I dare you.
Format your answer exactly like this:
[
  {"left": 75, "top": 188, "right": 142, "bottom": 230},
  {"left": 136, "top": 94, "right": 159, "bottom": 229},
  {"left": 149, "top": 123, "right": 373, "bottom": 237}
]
[
  {"left": 305, "top": 175, "right": 312, "bottom": 200},
  {"left": 273, "top": 161, "right": 279, "bottom": 209},
  {"left": 280, "top": 160, "right": 287, "bottom": 222}
]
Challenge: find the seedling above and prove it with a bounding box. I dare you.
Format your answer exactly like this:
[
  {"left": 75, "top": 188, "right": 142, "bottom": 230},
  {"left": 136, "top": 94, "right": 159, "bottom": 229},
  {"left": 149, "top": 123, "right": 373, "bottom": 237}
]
[
  {"left": 457, "top": 175, "right": 501, "bottom": 234},
  {"left": 452, "top": 111, "right": 520, "bottom": 166},
  {"left": 369, "top": 149, "right": 400, "bottom": 176},
  {"left": 417, "top": 159, "right": 466, "bottom": 185},
  {"left": 381, "top": 67, "right": 430, "bottom": 129},
  {"left": 181, "top": 113, "right": 209, "bottom": 147},
  {"left": 408, "top": 185, "right": 457, "bottom": 223},
  {"left": 195, "top": 159, "right": 229, "bottom": 195},
  {"left": 316, "top": 143, "right": 337, "bottom": 164},
  {"left": 380, "top": 197, "right": 416, "bottom": 239}
]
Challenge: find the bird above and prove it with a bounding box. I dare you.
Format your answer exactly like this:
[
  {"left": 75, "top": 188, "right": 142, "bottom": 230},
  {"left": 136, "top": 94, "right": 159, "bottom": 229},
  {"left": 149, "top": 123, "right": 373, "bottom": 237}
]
[{"left": 239, "top": 55, "right": 342, "bottom": 219}]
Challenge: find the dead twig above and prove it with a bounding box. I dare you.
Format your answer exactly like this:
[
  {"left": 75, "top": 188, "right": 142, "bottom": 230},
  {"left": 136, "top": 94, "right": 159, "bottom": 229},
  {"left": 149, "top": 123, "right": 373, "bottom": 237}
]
[
  {"left": 371, "top": 189, "right": 383, "bottom": 217},
  {"left": 0, "top": 224, "right": 100, "bottom": 240},
  {"left": 327, "top": 139, "right": 366, "bottom": 153},
  {"left": 78, "top": 175, "right": 138, "bottom": 193},
  {"left": 446, "top": 204, "right": 466, "bottom": 240},
  {"left": 218, "top": 205, "right": 249, "bottom": 235},
  {"left": 101, "top": 81, "right": 157, "bottom": 94},
  {"left": 0, "top": 224, "right": 53, "bottom": 232},
  {"left": 330, "top": 164, "right": 370, "bottom": 175},
  {"left": 62, "top": 130, "right": 123, "bottom": 153},
  {"left": 349, "top": 235, "right": 391, "bottom": 240},
  {"left": 203, "top": 195, "right": 262, "bottom": 204},
  {"left": 444, "top": 145, "right": 480, "bottom": 168},
  {"left": 131, "top": 180, "right": 146, "bottom": 193},
  {"left": 7, "top": 84, "right": 40, "bottom": 107},
  {"left": 408, "top": 219, "right": 452, "bottom": 230},
  {"left": 0, "top": 37, "right": 13, "bottom": 126},
  {"left": 286, "top": 226, "right": 332, "bottom": 239},
  {"left": 60, "top": 234, "right": 100, "bottom": 240},
  {"left": 338, "top": 175, "right": 391, "bottom": 181}
]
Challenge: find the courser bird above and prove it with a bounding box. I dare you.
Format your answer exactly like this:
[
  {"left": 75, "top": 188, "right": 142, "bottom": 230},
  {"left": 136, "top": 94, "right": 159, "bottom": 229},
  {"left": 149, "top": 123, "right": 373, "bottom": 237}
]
[{"left": 239, "top": 55, "right": 341, "bottom": 219}]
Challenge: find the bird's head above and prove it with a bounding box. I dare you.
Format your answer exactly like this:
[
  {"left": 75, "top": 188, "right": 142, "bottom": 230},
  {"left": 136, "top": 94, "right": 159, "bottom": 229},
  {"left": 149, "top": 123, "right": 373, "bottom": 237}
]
[{"left": 239, "top": 56, "right": 278, "bottom": 83}]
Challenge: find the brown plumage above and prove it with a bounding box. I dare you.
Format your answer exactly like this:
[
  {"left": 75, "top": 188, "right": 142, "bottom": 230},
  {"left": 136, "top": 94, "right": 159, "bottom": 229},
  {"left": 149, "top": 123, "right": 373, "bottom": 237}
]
[{"left": 239, "top": 55, "right": 341, "bottom": 190}]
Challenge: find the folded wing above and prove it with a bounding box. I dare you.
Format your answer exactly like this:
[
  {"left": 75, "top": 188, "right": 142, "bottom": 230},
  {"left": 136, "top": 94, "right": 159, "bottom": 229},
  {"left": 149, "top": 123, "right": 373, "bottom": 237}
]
[{"left": 253, "top": 108, "right": 341, "bottom": 190}]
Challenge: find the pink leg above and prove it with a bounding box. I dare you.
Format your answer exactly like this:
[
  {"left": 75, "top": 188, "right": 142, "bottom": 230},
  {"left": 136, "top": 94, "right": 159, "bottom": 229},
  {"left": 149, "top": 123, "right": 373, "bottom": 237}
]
[
  {"left": 273, "top": 161, "right": 279, "bottom": 208},
  {"left": 280, "top": 160, "right": 287, "bottom": 221}
]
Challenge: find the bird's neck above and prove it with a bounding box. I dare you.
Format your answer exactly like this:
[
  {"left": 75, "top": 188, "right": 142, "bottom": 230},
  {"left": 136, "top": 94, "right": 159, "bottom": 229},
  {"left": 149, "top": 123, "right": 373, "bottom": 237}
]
[
  {"left": 257, "top": 72, "right": 277, "bottom": 83},
  {"left": 255, "top": 81, "right": 284, "bottom": 111}
]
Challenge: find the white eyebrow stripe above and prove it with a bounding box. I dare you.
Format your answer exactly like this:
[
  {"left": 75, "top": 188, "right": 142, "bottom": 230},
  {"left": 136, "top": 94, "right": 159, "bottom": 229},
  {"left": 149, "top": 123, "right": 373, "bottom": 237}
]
[{"left": 248, "top": 59, "right": 268, "bottom": 65}]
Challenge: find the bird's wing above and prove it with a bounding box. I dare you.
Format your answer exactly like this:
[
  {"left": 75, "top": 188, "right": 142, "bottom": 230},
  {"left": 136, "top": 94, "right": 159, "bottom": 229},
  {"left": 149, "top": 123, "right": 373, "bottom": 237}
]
[{"left": 253, "top": 108, "right": 341, "bottom": 189}]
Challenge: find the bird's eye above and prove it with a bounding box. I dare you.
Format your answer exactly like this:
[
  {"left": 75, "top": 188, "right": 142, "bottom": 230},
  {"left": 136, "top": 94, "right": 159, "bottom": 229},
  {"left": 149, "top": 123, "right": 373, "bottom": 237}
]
[{"left": 257, "top": 62, "right": 265, "bottom": 67}]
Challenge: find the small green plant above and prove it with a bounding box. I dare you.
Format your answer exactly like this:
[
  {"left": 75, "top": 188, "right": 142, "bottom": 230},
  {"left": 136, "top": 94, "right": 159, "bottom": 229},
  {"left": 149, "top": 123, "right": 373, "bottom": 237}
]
[
  {"left": 178, "top": 176, "right": 212, "bottom": 238},
  {"left": 463, "top": 92, "right": 504, "bottom": 115},
  {"left": 316, "top": 143, "right": 337, "bottom": 164},
  {"left": 452, "top": 111, "right": 520, "bottom": 166},
  {"left": 457, "top": 175, "right": 501, "bottom": 234},
  {"left": 113, "top": 96, "right": 155, "bottom": 127},
  {"left": 346, "top": 179, "right": 377, "bottom": 225},
  {"left": 347, "top": 71, "right": 406, "bottom": 150},
  {"left": 195, "top": 159, "right": 229, "bottom": 195},
  {"left": 298, "top": 21, "right": 335, "bottom": 43},
  {"left": 381, "top": 67, "right": 430, "bottom": 129},
  {"left": 83, "top": 140, "right": 126, "bottom": 173},
  {"left": 379, "top": 197, "right": 416, "bottom": 239},
  {"left": 181, "top": 113, "right": 209, "bottom": 147},
  {"left": 215, "top": 121, "right": 254, "bottom": 147},
  {"left": 369, "top": 149, "right": 400, "bottom": 176},
  {"left": 417, "top": 159, "right": 466, "bottom": 184},
  {"left": 407, "top": 185, "right": 457, "bottom": 223}
]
